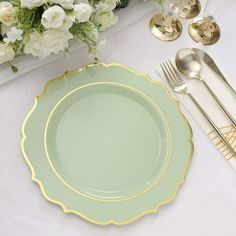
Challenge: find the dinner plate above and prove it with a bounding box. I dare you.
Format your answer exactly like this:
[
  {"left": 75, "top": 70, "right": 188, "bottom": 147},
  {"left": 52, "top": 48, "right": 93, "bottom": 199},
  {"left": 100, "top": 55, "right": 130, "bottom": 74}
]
[{"left": 22, "top": 63, "right": 193, "bottom": 225}]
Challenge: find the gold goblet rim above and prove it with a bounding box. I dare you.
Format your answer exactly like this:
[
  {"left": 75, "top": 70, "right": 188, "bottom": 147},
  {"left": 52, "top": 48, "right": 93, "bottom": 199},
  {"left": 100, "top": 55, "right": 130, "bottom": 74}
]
[
  {"left": 149, "top": 13, "right": 183, "bottom": 42},
  {"left": 188, "top": 17, "right": 221, "bottom": 45}
]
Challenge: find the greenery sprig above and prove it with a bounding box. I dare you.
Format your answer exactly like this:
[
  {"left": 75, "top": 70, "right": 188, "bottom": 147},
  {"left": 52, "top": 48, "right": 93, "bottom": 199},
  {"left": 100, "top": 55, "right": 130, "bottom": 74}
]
[{"left": 0, "top": 0, "right": 124, "bottom": 71}]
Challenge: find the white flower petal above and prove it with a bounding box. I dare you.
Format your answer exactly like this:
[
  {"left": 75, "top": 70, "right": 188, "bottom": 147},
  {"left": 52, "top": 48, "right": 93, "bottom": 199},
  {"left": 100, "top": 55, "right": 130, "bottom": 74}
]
[
  {"left": 3, "top": 27, "right": 23, "bottom": 43},
  {"left": 41, "top": 6, "right": 66, "bottom": 29},
  {"left": 0, "top": 2, "right": 16, "bottom": 26},
  {"left": 74, "top": 3, "right": 92, "bottom": 23},
  {"left": 0, "top": 42, "right": 15, "bottom": 63},
  {"left": 20, "top": 0, "right": 45, "bottom": 9}
]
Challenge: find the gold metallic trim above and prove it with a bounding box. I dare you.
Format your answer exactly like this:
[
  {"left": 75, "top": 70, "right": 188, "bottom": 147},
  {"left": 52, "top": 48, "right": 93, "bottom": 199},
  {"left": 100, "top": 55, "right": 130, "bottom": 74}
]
[
  {"left": 44, "top": 81, "right": 172, "bottom": 202},
  {"left": 208, "top": 124, "right": 236, "bottom": 160},
  {"left": 21, "top": 63, "right": 194, "bottom": 225}
]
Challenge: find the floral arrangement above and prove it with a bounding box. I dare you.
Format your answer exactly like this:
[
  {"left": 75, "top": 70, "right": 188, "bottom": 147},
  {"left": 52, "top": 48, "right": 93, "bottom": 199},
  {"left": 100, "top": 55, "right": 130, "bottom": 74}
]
[{"left": 0, "top": 0, "right": 129, "bottom": 71}]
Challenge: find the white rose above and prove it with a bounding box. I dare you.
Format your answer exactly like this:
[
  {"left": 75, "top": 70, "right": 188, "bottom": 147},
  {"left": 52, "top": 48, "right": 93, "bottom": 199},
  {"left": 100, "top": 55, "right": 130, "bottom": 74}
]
[
  {"left": 24, "top": 32, "right": 48, "bottom": 59},
  {"left": 24, "top": 29, "right": 73, "bottom": 59},
  {"left": 41, "top": 6, "right": 65, "bottom": 29},
  {"left": 20, "top": 0, "right": 45, "bottom": 9},
  {"left": 50, "top": 0, "right": 74, "bottom": 9},
  {"left": 60, "top": 16, "right": 73, "bottom": 31},
  {"left": 95, "top": 0, "right": 117, "bottom": 11},
  {"left": 74, "top": 3, "right": 92, "bottom": 23},
  {"left": 0, "top": 2, "right": 16, "bottom": 26},
  {"left": 42, "top": 29, "right": 73, "bottom": 54},
  {"left": 93, "top": 10, "right": 118, "bottom": 31},
  {"left": 0, "top": 42, "right": 15, "bottom": 64}
]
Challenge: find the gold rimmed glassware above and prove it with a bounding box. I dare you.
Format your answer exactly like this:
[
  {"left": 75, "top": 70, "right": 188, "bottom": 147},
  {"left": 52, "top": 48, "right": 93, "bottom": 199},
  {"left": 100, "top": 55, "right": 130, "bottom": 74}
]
[
  {"left": 188, "top": 17, "right": 220, "bottom": 45},
  {"left": 178, "top": 0, "right": 201, "bottom": 19},
  {"left": 149, "top": 0, "right": 201, "bottom": 42},
  {"left": 188, "top": 0, "right": 234, "bottom": 45},
  {"left": 149, "top": 0, "right": 183, "bottom": 41}
]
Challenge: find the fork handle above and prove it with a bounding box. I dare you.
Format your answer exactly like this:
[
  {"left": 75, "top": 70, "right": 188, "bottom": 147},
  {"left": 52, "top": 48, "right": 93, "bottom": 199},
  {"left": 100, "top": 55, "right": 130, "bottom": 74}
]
[
  {"left": 202, "top": 79, "right": 236, "bottom": 130},
  {"left": 187, "top": 92, "right": 236, "bottom": 156}
]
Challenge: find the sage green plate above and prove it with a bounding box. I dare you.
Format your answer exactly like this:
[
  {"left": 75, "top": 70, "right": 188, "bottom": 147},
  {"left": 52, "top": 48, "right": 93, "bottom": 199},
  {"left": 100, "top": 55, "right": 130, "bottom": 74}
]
[{"left": 22, "top": 63, "right": 193, "bottom": 225}]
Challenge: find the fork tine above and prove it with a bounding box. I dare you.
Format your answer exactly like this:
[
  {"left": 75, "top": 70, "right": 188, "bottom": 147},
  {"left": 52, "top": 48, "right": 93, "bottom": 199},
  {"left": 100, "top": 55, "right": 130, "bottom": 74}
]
[
  {"left": 167, "top": 60, "right": 182, "bottom": 83},
  {"left": 161, "top": 63, "right": 175, "bottom": 87},
  {"left": 165, "top": 60, "right": 180, "bottom": 83},
  {"left": 163, "top": 61, "right": 177, "bottom": 85}
]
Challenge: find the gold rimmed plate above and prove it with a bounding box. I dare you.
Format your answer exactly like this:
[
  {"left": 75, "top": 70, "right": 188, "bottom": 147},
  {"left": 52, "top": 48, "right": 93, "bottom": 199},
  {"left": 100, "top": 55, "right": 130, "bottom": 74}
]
[{"left": 22, "top": 63, "right": 193, "bottom": 225}]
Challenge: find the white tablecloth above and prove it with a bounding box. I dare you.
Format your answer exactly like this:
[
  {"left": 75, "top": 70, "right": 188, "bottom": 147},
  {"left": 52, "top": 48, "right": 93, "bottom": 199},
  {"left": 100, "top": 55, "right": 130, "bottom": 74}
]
[{"left": 1, "top": 3, "right": 236, "bottom": 236}]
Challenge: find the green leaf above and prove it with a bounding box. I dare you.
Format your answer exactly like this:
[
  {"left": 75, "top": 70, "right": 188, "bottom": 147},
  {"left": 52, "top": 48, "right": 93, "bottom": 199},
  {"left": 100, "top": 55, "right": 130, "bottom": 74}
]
[
  {"left": 65, "top": 9, "right": 76, "bottom": 22},
  {"left": 8, "top": 62, "right": 18, "bottom": 73},
  {"left": 116, "top": 0, "right": 129, "bottom": 8}
]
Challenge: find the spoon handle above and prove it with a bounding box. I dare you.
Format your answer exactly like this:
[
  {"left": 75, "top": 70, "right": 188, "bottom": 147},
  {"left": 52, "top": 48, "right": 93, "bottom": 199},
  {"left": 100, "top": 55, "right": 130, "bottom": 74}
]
[
  {"left": 202, "top": 79, "right": 236, "bottom": 130},
  {"left": 187, "top": 92, "right": 236, "bottom": 156}
]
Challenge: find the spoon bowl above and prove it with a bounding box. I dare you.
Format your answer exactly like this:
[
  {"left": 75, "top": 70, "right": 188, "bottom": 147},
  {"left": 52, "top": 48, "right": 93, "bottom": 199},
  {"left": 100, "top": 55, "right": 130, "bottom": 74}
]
[{"left": 175, "top": 48, "right": 202, "bottom": 79}]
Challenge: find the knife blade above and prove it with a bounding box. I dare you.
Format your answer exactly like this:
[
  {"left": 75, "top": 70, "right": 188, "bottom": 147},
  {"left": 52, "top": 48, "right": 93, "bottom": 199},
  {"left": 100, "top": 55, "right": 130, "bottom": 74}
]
[{"left": 192, "top": 48, "right": 236, "bottom": 96}]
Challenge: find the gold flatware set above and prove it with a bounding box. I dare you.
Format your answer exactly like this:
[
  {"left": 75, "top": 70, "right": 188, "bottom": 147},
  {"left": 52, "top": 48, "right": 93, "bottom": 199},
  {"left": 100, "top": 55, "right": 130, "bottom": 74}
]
[{"left": 161, "top": 48, "right": 236, "bottom": 162}]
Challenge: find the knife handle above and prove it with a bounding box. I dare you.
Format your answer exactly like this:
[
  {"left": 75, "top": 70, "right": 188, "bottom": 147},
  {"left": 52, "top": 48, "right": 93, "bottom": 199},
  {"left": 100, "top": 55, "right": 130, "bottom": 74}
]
[
  {"left": 202, "top": 79, "right": 236, "bottom": 130},
  {"left": 218, "top": 73, "right": 236, "bottom": 97},
  {"left": 187, "top": 93, "right": 236, "bottom": 157}
]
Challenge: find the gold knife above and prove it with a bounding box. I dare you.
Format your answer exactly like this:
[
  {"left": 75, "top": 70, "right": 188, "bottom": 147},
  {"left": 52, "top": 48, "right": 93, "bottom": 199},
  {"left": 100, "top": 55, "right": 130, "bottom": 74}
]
[{"left": 192, "top": 48, "right": 236, "bottom": 97}]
